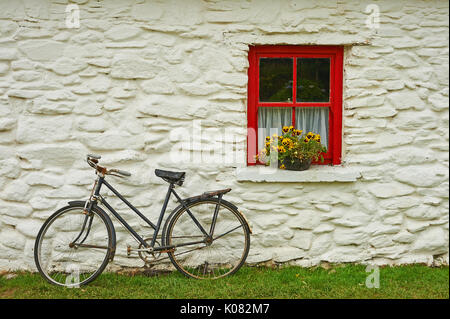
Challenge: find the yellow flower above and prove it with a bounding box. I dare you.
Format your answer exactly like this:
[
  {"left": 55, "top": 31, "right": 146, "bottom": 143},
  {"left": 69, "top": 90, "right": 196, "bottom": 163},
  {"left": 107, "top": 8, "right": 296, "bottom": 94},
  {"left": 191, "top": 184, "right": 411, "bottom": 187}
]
[
  {"left": 277, "top": 145, "right": 286, "bottom": 153},
  {"left": 280, "top": 164, "right": 286, "bottom": 169},
  {"left": 306, "top": 132, "right": 314, "bottom": 139},
  {"left": 281, "top": 138, "right": 291, "bottom": 147},
  {"left": 265, "top": 136, "right": 271, "bottom": 142},
  {"left": 289, "top": 125, "right": 294, "bottom": 132},
  {"left": 282, "top": 126, "right": 289, "bottom": 133},
  {"left": 265, "top": 141, "right": 270, "bottom": 147},
  {"left": 314, "top": 134, "right": 321, "bottom": 143},
  {"left": 254, "top": 154, "right": 259, "bottom": 161},
  {"left": 293, "top": 129, "right": 302, "bottom": 136}
]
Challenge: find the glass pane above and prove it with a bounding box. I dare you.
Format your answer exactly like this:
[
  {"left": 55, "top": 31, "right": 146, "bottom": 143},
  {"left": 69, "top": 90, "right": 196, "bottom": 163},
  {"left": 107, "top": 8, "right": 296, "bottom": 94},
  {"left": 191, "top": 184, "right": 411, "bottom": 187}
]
[
  {"left": 259, "top": 58, "right": 293, "bottom": 102},
  {"left": 296, "top": 58, "right": 330, "bottom": 102},
  {"left": 258, "top": 107, "right": 292, "bottom": 151},
  {"left": 295, "top": 107, "right": 329, "bottom": 148}
]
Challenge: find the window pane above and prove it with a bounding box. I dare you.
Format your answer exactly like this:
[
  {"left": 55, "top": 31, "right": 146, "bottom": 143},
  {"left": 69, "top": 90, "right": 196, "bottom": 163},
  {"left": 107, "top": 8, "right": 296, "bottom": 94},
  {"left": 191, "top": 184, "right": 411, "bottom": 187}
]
[
  {"left": 258, "top": 107, "right": 292, "bottom": 151},
  {"left": 259, "top": 58, "right": 293, "bottom": 102},
  {"left": 296, "top": 58, "right": 330, "bottom": 102},
  {"left": 295, "top": 107, "right": 329, "bottom": 148}
]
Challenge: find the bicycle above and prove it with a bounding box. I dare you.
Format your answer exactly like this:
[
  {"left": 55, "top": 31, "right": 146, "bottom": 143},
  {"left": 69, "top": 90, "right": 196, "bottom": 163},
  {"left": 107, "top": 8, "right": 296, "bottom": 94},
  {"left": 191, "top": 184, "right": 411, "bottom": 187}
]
[{"left": 34, "top": 154, "right": 251, "bottom": 287}]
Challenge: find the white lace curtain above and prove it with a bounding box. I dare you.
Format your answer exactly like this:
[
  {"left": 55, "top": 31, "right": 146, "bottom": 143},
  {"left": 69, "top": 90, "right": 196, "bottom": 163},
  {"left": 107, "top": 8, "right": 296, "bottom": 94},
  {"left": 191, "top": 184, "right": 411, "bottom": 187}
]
[
  {"left": 257, "top": 107, "right": 328, "bottom": 151},
  {"left": 295, "top": 107, "right": 329, "bottom": 147}
]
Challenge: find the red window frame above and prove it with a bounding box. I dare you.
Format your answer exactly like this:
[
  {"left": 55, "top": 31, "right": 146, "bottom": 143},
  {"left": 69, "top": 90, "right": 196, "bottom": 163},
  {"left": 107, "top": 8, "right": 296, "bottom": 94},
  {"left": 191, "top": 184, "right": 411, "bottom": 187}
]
[{"left": 247, "top": 45, "right": 343, "bottom": 166}]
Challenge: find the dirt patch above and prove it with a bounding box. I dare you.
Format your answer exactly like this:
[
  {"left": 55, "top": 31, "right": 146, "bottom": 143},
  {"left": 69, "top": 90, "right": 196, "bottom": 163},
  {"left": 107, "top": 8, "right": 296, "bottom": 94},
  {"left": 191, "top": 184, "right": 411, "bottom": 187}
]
[{"left": 0, "top": 289, "right": 17, "bottom": 299}]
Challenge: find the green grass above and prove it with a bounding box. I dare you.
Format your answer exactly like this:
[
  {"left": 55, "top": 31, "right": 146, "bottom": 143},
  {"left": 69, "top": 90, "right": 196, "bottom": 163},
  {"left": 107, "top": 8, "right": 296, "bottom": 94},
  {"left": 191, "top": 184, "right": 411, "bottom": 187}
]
[{"left": 0, "top": 265, "right": 448, "bottom": 299}]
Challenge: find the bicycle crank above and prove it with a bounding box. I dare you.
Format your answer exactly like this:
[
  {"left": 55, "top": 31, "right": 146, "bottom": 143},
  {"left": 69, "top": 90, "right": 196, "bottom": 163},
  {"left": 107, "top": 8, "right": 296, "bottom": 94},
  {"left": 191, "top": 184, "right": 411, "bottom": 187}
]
[{"left": 138, "top": 238, "right": 162, "bottom": 264}]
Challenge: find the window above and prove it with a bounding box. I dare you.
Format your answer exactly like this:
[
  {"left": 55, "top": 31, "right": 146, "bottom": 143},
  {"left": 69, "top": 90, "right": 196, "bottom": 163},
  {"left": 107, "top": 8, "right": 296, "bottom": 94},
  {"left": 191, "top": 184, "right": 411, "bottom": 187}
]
[{"left": 247, "top": 46, "right": 343, "bottom": 165}]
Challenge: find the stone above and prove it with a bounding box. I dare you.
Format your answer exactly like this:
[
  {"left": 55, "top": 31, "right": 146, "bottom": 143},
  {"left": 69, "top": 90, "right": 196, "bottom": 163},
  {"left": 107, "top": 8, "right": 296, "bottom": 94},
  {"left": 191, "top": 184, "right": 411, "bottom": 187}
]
[
  {"left": 81, "top": 130, "right": 145, "bottom": 151},
  {"left": 16, "top": 219, "right": 43, "bottom": 238},
  {"left": 374, "top": 133, "right": 414, "bottom": 148},
  {"left": 0, "top": 201, "right": 32, "bottom": 217},
  {"left": 389, "top": 52, "right": 419, "bottom": 68},
  {"left": 406, "top": 219, "right": 431, "bottom": 233},
  {"left": 29, "top": 195, "right": 56, "bottom": 210},
  {"left": 16, "top": 115, "right": 72, "bottom": 143},
  {"left": 12, "top": 71, "right": 41, "bottom": 82},
  {"left": 370, "top": 235, "right": 394, "bottom": 248},
  {"left": 16, "top": 142, "right": 87, "bottom": 167},
  {"left": 392, "top": 231, "right": 415, "bottom": 243},
  {"left": 428, "top": 92, "right": 448, "bottom": 111},
  {"left": 393, "top": 166, "right": 448, "bottom": 187},
  {"left": 328, "top": 210, "right": 371, "bottom": 228},
  {"left": 0, "top": 118, "right": 15, "bottom": 131},
  {"left": 50, "top": 58, "right": 87, "bottom": 75},
  {"left": 0, "top": 63, "right": 9, "bottom": 75},
  {"left": 253, "top": 213, "right": 288, "bottom": 230},
  {"left": 75, "top": 117, "right": 108, "bottom": 132},
  {"left": 364, "top": 68, "right": 399, "bottom": 81},
  {"left": 45, "top": 185, "right": 86, "bottom": 199},
  {"left": 7, "top": 89, "right": 41, "bottom": 99},
  {"left": 412, "top": 227, "right": 448, "bottom": 254},
  {"left": 312, "top": 224, "right": 334, "bottom": 234},
  {"left": 273, "top": 247, "right": 306, "bottom": 262},
  {"left": 394, "top": 110, "right": 438, "bottom": 130},
  {"left": 333, "top": 227, "right": 368, "bottom": 246},
  {"left": 0, "top": 180, "right": 30, "bottom": 202},
  {"left": 179, "top": 81, "right": 222, "bottom": 96},
  {"left": 72, "top": 98, "right": 102, "bottom": 116},
  {"left": 404, "top": 205, "right": 441, "bottom": 220},
  {"left": 111, "top": 57, "right": 160, "bottom": 79},
  {"left": 0, "top": 229, "right": 26, "bottom": 250},
  {"left": 388, "top": 91, "right": 425, "bottom": 110},
  {"left": 356, "top": 107, "right": 397, "bottom": 119},
  {"left": 380, "top": 196, "right": 421, "bottom": 210},
  {"left": 367, "top": 222, "right": 401, "bottom": 236},
  {"left": 368, "top": 182, "right": 415, "bottom": 199},
  {"left": 19, "top": 40, "right": 64, "bottom": 61},
  {"left": 28, "top": 98, "right": 74, "bottom": 115},
  {"left": 131, "top": 2, "right": 164, "bottom": 21},
  {"left": 140, "top": 77, "right": 175, "bottom": 95},
  {"left": 105, "top": 25, "right": 142, "bottom": 41},
  {"left": 0, "top": 158, "right": 20, "bottom": 178},
  {"left": 290, "top": 230, "right": 312, "bottom": 250},
  {"left": 0, "top": 48, "right": 18, "bottom": 60},
  {"left": 288, "top": 210, "right": 321, "bottom": 230},
  {"left": 24, "top": 172, "right": 64, "bottom": 188}
]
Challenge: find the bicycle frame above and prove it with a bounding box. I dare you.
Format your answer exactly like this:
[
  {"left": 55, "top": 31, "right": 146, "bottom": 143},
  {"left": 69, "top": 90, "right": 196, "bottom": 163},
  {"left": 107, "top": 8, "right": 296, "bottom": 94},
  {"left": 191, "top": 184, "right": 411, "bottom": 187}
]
[{"left": 81, "top": 175, "right": 213, "bottom": 252}]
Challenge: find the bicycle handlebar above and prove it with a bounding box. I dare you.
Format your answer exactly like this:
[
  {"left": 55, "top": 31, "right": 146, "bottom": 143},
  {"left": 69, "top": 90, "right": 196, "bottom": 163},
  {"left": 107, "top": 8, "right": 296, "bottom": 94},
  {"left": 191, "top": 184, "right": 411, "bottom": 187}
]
[{"left": 86, "top": 154, "right": 131, "bottom": 177}]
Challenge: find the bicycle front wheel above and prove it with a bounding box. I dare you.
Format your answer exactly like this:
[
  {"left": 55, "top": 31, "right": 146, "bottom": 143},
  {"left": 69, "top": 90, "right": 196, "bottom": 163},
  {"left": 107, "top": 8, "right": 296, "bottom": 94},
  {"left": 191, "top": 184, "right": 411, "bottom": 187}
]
[
  {"left": 165, "top": 198, "right": 250, "bottom": 279},
  {"left": 34, "top": 204, "right": 114, "bottom": 287}
]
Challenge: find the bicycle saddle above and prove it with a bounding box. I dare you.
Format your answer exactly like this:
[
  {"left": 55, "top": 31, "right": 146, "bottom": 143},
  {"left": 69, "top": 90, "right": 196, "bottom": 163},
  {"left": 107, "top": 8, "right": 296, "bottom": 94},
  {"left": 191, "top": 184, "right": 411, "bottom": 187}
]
[{"left": 155, "top": 169, "right": 185, "bottom": 186}]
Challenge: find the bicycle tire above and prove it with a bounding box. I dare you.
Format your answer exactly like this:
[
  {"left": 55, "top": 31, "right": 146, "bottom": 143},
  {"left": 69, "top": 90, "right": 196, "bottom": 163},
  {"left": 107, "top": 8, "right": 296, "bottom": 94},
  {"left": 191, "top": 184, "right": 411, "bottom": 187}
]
[
  {"left": 163, "top": 198, "right": 250, "bottom": 279},
  {"left": 34, "top": 203, "right": 115, "bottom": 287}
]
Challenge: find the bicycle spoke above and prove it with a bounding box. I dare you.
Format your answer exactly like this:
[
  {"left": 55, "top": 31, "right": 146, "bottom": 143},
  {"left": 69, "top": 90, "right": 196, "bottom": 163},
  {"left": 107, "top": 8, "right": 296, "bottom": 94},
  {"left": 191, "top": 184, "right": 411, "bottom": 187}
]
[
  {"left": 166, "top": 199, "right": 250, "bottom": 279},
  {"left": 35, "top": 206, "right": 112, "bottom": 287}
]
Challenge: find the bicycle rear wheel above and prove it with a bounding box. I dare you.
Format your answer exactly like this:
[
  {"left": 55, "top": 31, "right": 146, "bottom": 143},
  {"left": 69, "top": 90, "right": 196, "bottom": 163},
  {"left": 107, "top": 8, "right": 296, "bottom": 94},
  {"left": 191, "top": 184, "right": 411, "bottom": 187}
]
[
  {"left": 165, "top": 198, "right": 250, "bottom": 279},
  {"left": 34, "top": 204, "right": 114, "bottom": 287}
]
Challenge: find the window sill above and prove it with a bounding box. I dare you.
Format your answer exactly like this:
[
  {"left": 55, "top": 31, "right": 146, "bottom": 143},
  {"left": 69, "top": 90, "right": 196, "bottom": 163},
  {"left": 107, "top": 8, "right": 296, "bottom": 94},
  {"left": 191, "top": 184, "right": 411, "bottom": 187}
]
[{"left": 235, "top": 165, "right": 361, "bottom": 183}]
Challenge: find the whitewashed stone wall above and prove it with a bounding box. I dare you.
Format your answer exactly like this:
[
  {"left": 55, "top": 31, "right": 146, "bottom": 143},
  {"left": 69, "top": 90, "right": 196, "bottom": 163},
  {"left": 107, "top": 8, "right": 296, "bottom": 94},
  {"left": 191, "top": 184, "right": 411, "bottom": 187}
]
[{"left": 0, "top": 0, "right": 448, "bottom": 271}]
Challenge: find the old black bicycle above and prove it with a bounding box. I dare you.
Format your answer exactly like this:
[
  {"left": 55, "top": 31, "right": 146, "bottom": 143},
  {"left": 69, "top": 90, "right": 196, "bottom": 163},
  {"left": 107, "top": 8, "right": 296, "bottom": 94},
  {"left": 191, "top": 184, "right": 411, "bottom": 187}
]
[{"left": 34, "top": 154, "right": 251, "bottom": 287}]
